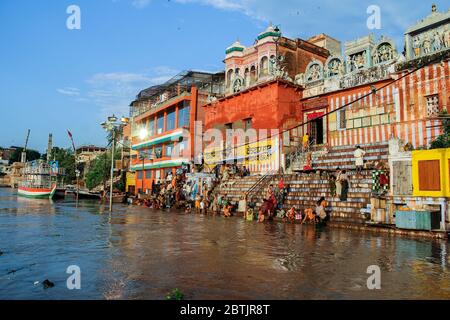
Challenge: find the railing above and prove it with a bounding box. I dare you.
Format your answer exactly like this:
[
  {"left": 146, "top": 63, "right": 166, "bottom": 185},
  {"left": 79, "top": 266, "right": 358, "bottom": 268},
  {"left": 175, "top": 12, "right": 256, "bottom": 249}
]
[
  {"left": 285, "top": 140, "right": 316, "bottom": 170},
  {"left": 245, "top": 170, "right": 278, "bottom": 201}
]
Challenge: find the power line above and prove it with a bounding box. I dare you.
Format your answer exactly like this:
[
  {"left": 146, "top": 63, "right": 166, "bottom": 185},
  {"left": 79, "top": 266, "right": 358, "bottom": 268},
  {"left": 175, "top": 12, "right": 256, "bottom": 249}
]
[{"left": 211, "top": 53, "right": 449, "bottom": 155}]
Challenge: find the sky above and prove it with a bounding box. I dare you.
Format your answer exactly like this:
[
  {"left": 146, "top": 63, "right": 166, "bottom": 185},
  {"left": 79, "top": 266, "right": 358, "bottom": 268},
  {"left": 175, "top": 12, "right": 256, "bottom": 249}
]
[{"left": 0, "top": 0, "right": 448, "bottom": 152}]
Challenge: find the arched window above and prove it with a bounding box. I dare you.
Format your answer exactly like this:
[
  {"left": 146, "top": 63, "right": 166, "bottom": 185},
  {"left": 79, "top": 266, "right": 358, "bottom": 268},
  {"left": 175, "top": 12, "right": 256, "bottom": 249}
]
[
  {"left": 260, "top": 56, "right": 269, "bottom": 76},
  {"left": 269, "top": 55, "right": 276, "bottom": 74},
  {"left": 250, "top": 66, "right": 257, "bottom": 85},
  {"left": 226, "top": 69, "right": 233, "bottom": 88},
  {"left": 244, "top": 68, "right": 250, "bottom": 86}
]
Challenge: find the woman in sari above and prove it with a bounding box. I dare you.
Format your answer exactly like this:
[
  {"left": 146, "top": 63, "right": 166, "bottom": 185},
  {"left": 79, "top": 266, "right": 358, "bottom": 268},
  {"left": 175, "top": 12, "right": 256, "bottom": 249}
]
[
  {"left": 335, "top": 168, "right": 342, "bottom": 199},
  {"left": 339, "top": 170, "right": 349, "bottom": 201}
]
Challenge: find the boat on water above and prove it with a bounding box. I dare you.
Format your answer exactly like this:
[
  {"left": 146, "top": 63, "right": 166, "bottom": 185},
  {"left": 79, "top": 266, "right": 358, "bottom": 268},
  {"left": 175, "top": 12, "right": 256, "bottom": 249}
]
[
  {"left": 65, "top": 186, "right": 102, "bottom": 200},
  {"left": 18, "top": 160, "right": 64, "bottom": 200},
  {"left": 102, "top": 192, "right": 126, "bottom": 204}
]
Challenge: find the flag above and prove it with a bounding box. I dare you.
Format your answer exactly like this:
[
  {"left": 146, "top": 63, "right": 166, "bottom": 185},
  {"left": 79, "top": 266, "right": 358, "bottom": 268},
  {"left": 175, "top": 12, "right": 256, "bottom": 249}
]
[{"left": 68, "top": 130, "right": 76, "bottom": 152}]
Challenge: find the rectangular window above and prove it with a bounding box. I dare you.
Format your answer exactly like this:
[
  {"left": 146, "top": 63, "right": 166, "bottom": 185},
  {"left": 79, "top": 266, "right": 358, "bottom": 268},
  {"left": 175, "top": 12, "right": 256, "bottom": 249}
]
[
  {"left": 178, "top": 105, "right": 190, "bottom": 127},
  {"left": 157, "top": 114, "right": 164, "bottom": 134},
  {"left": 177, "top": 140, "right": 187, "bottom": 157},
  {"left": 164, "top": 168, "right": 172, "bottom": 178},
  {"left": 166, "top": 108, "right": 176, "bottom": 131},
  {"left": 149, "top": 118, "right": 155, "bottom": 137},
  {"left": 145, "top": 170, "right": 152, "bottom": 180},
  {"left": 155, "top": 170, "right": 161, "bottom": 180},
  {"left": 426, "top": 94, "right": 440, "bottom": 118},
  {"left": 137, "top": 171, "right": 143, "bottom": 179},
  {"left": 165, "top": 142, "right": 174, "bottom": 157},
  {"left": 244, "top": 118, "right": 252, "bottom": 130},
  {"left": 155, "top": 145, "right": 163, "bottom": 159},
  {"left": 338, "top": 109, "right": 346, "bottom": 129},
  {"left": 418, "top": 160, "right": 441, "bottom": 191}
]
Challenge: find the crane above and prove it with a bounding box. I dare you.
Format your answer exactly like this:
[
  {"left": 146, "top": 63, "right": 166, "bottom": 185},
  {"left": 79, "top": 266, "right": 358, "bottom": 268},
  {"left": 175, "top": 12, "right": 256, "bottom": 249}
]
[{"left": 21, "top": 129, "right": 30, "bottom": 163}]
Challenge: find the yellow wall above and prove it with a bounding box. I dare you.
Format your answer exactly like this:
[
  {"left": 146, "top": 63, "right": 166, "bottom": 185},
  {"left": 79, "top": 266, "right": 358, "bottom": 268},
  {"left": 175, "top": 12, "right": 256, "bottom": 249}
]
[
  {"left": 412, "top": 148, "right": 450, "bottom": 197},
  {"left": 126, "top": 171, "right": 136, "bottom": 190}
]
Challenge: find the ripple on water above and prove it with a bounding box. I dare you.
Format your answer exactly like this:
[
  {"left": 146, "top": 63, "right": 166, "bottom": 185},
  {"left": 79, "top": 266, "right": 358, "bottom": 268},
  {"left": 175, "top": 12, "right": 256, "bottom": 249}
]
[{"left": 1, "top": 188, "right": 450, "bottom": 299}]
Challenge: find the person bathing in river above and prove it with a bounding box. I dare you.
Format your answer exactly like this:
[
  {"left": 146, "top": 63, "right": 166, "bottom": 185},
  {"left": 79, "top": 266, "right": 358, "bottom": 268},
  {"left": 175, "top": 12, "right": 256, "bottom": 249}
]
[
  {"left": 259, "top": 188, "right": 277, "bottom": 222},
  {"left": 315, "top": 197, "right": 328, "bottom": 223}
]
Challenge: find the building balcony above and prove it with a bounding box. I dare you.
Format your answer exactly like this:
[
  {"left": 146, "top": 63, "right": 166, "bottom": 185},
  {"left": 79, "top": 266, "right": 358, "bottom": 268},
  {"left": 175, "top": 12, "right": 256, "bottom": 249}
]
[{"left": 131, "top": 128, "right": 187, "bottom": 151}]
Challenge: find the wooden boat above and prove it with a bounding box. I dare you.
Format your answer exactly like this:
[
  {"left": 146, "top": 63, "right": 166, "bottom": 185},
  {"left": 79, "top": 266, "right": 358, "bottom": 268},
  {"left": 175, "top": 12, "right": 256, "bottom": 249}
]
[
  {"left": 65, "top": 189, "right": 102, "bottom": 200},
  {"left": 18, "top": 160, "right": 63, "bottom": 200},
  {"left": 103, "top": 193, "right": 126, "bottom": 204},
  {"left": 18, "top": 185, "right": 57, "bottom": 199}
]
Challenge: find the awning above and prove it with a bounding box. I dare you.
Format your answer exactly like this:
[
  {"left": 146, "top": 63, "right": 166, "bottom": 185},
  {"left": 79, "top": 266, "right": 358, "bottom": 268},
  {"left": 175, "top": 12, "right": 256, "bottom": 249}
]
[
  {"left": 132, "top": 130, "right": 184, "bottom": 150},
  {"left": 130, "top": 158, "right": 190, "bottom": 171}
]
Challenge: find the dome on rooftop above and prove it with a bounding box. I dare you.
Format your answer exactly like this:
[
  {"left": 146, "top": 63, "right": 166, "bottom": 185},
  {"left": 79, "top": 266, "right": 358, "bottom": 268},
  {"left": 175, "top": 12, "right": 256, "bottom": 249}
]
[
  {"left": 257, "top": 22, "right": 281, "bottom": 41},
  {"left": 225, "top": 39, "right": 246, "bottom": 55}
]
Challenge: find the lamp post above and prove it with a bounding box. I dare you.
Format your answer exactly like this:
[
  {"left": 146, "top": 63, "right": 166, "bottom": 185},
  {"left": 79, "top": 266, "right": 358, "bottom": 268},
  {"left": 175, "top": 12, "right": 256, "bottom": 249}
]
[
  {"left": 75, "top": 169, "right": 80, "bottom": 208},
  {"left": 101, "top": 115, "right": 129, "bottom": 212},
  {"left": 273, "top": 25, "right": 282, "bottom": 76}
]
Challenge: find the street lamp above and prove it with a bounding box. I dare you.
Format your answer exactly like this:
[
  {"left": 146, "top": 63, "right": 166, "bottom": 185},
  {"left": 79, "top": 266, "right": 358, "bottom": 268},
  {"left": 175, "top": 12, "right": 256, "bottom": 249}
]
[
  {"left": 273, "top": 25, "right": 282, "bottom": 76},
  {"left": 101, "top": 114, "right": 129, "bottom": 212}
]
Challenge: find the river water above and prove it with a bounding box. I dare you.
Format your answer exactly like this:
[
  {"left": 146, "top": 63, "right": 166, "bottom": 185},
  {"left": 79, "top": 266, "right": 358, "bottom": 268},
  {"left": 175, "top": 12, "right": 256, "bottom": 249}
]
[{"left": 1, "top": 187, "right": 450, "bottom": 300}]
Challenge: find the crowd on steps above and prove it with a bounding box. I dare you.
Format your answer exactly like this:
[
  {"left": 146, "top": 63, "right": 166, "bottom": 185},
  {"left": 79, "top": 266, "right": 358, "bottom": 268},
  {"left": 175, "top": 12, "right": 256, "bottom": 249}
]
[{"left": 128, "top": 145, "right": 387, "bottom": 226}]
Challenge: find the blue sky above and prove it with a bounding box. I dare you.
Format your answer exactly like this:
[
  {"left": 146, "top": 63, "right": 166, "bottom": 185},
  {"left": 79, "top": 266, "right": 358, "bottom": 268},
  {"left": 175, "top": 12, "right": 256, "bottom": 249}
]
[{"left": 0, "top": 0, "right": 447, "bottom": 152}]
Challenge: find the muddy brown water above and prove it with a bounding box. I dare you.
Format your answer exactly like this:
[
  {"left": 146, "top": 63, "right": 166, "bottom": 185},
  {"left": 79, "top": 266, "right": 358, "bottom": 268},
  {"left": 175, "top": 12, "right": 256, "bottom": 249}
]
[{"left": 0, "top": 188, "right": 450, "bottom": 300}]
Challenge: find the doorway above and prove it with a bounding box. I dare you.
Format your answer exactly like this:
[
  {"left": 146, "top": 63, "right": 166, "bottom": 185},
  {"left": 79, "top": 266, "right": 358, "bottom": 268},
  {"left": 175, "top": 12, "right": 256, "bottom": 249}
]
[{"left": 310, "top": 118, "right": 324, "bottom": 145}]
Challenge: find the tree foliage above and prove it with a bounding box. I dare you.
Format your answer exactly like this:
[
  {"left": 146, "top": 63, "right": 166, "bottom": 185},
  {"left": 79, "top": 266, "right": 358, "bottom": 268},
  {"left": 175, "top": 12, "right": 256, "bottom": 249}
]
[
  {"left": 8, "top": 148, "right": 41, "bottom": 164},
  {"left": 85, "top": 148, "right": 122, "bottom": 190},
  {"left": 430, "top": 111, "right": 450, "bottom": 149},
  {"left": 85, "top": 153, "right": 111, "bottom": 190},
  {"left": 44, "top": 147, "right": 77, "bottom": 183}
]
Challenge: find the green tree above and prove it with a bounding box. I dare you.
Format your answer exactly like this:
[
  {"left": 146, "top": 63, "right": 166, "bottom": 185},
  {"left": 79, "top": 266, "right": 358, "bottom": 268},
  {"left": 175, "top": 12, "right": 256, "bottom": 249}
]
[
  {"left": 85, "top": 148, "right": 121, "bottom": 190},
  {"left": 8, "top": 148, "right": 41, "bottom": 164},
  {"left": 44, "top": 147, "right": 77, "bottom": 183},
  {"left": 430, "top": 111, "right": 450, "bottom": 149}
]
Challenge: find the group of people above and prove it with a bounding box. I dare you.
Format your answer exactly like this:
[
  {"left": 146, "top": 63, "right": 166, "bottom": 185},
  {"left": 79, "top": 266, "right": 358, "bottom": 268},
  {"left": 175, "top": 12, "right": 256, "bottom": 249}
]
[
  {"left": 131, "top": 143, "right": 370, "bottom": 224},
  {"left": 213, "top": 163, "right": 250, "bottom": 181}
]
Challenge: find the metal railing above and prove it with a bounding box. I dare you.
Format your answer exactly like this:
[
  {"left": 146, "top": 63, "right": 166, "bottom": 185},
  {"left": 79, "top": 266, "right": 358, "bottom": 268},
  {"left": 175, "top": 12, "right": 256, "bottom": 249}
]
[{"left": 245, "top": 170, "right": 278, "bottom": 201}]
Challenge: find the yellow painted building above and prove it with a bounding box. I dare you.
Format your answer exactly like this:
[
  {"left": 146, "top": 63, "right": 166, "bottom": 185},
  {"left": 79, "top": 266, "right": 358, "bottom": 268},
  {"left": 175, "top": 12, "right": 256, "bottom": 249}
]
[
  {"left": 204, "top": 136, "right": 280, "bottom": 173},
  {"left": 412, "top": 148, "right": 450, "bottom": 197},
  {"left": 126, "top": 171, "right": 136, "bottom": 194}
]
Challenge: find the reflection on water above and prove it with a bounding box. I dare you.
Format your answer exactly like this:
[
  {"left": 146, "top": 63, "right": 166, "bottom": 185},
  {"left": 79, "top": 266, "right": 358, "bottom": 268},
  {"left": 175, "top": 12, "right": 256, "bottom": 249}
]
[{"left": 1, "top": 188, "right": 450, "bottom": 300}]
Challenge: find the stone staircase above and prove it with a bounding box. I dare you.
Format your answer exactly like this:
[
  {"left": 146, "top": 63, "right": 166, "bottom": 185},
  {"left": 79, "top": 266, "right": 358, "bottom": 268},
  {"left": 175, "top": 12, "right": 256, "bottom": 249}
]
[
  {"left": 290, "top": 143, "right": 389, "bottom": 172},
  {"left": 215, "top": 175, "right": 267, "bottom": 206},
  {"left": 282, "top": 171, "right": 372, "bottom": 225},
  {"left": 213, "top": 143, "right": 389, "bottom": 226}
]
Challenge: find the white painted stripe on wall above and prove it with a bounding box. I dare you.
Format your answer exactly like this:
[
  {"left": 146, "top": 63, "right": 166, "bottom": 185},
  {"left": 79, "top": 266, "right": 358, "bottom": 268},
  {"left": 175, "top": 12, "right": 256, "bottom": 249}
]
[
  {"left": 411, "top": 123, "right": 416, "bottom": 148},
  {"left": 404, "top": 123, "right": 409, "bottom": 144},
  {"left": 418, "top": 120, "right": 424, "bottom": 148},
  {"left": 393, "top": 87, "right": 401, "bottom": 123},
  {"left": 426, "top": 120, "right": 432, "bottom": 145},
  {"left": 425, "top": 66, "right": 430, "bottom": 95}
]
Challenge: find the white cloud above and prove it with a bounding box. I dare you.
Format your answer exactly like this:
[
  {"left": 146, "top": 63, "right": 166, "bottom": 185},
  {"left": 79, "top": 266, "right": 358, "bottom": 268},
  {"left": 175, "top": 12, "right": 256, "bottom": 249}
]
[
  {"left": 83, "top": 67, "right": 179, "bottom": 117},
  {"left": 57, "top": 87, "right": 80, "bottom": 96},
  {"left": 173, "top": 0, "right": 442, "bottom": 49}
]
